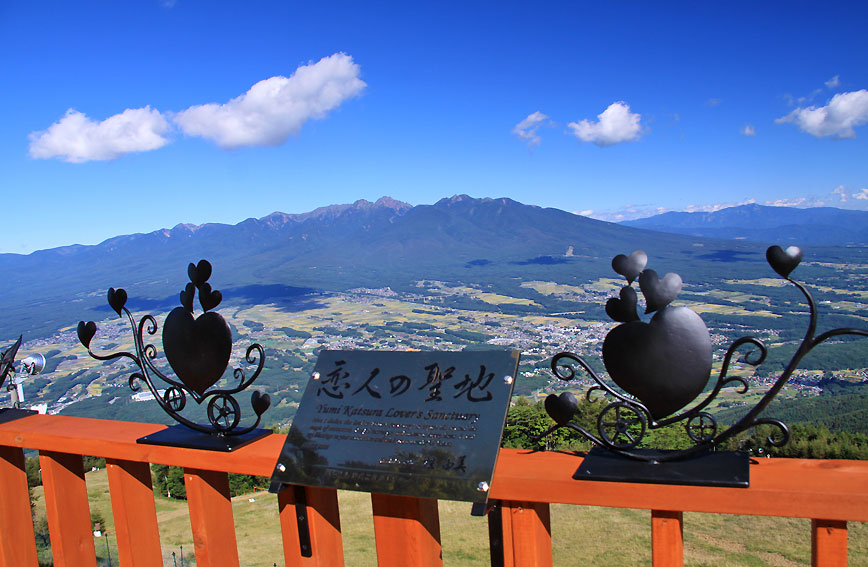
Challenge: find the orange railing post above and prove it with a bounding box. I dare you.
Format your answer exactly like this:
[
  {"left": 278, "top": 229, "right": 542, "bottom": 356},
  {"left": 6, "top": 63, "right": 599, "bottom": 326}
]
[
  {"left": 2, "top": 416, "right": 868, "bottom": 566},
  {"left": 184, "top": 468, "right": 239, "bottom": 567},
  {"left": 278, "top": 485, "right": 345, "bottom": 567},
  {"left": 40, "top": 451, "right": 97, "bottom": 567},
  {"left": 371, "top": 494, "right": 442, "bottom": 567},
  {"left": 651, "top": 510, "right": 684, "bottom": 567},
  {"left": 811, "top": 518, "right": 847, "bottom": 567},
  {"left": 499, "top": 500, "right": 552, "bottom": 567},
  {"left": 0, "top": 446, "right": 38, "bottom": 566},
  {"left": 105, "top": 458, "right": 162, "bottom": 567}
]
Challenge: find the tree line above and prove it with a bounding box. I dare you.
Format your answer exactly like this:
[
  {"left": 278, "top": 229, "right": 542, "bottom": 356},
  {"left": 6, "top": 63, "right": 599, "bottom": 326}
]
[{"left": 502, "top": 396, "right": 868, "bottom": 460}]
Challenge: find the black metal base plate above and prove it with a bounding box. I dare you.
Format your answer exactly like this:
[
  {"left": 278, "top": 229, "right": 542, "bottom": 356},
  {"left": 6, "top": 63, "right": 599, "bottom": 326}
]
[
  {"left": 0, "top": 408, "right": 37, "bottom": 425},
  {"left": 574, "top": 446, "right": 750, "bottom": 488},
  {"left": 137, "top": 424, "right": 271, "bottom": 452}
]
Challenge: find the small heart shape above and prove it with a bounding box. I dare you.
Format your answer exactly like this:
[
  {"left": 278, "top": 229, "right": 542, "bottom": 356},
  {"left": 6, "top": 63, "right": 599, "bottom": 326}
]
[
  {"left": 251, "top": 390, "right": 271, "bottom": 415},
  {"left": 766, "top": 245, "right": 802, "bottom": 278},
  {"left": 544, "top": 391, "right": 578, "bottom": 425},
  {"left": 188, "top": 259, "right": 212, "bottom": 287},
  {"left": 198, "top": 283, "right": 222, "bottom": 312},
  {"left": 612, "top": 250, "right": 648, "bottom": 284},
  {"left": 77, "top": 321, "right": 97, "bottom": 349},
  {"left": 179, "top": 283, "right": 195, "bottom": 312},
  {"left": 639, "top": 269, "right": 682, "bottom": 313},
  {"left": 107, "top": 288, "right": 127, "bottom": 317},
  {"left": 605, "top": 286, "right": 640, "bottom": 323}
]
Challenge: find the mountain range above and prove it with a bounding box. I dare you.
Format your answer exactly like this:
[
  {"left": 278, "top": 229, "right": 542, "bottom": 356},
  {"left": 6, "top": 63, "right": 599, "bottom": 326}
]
[
  {"left": 1, "top": 196, "right": 863, "bottom": 340},
  {"left": 621, "top": 203, "right": 868, "bottom": 246}
]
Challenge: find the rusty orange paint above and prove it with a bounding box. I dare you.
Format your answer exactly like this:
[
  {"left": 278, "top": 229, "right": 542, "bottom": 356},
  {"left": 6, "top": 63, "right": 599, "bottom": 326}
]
[
  {"left": 0, "top": 446, "right": 38, "bottom": 566},
  {"left": 490, "top": 450, "right": 868, "bottom": 522},
  {"left": 2, "top": 416, "right": 868, "bottom": 523},
  {"left": 371, "top": 494, "right": 442, "bottom": 567},
  {"left": 651, "top": 510, "right": 683, "bottom": 567},
  {"left": 499, "top": 500, "right": 552, "bottom": 567},
  {"left": 278, "top": 485, "right": 344, "bottom": 567},
  {"left": 0, "top": 414, "right": 282, "bottom": 476},
  {"left": 106, "top": 458, "right": 162, "bottom": 567},
  {"left": 1, "top": 416, "right": 867, "bottom": 566},
  {"left": 39, "top": 451, "right": 97, "bottom": 567},
  {"left": 811, "top": 519, "right": 847, "bottom": 567},
  {"left": 184, "top": 468, "right": 239, "bottom": 567}
]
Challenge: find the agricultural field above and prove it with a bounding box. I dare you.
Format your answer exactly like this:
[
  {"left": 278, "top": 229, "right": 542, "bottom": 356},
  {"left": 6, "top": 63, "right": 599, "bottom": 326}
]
[{"left": 6, "top": 269, "right": 867, "bottom": 432}]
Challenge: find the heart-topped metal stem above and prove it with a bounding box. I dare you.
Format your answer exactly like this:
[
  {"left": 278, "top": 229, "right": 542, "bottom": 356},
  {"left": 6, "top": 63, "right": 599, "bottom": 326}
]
[
  {"left": 77, "top": 260, "right": 270, "bottom": 436},
  {"left": 537, "top": 245, "right": 868, "bottom": 463}
]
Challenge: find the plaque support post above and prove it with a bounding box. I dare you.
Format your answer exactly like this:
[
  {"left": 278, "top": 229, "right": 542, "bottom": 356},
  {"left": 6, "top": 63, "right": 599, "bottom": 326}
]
[
  {"left": 293, "top": 485, "right": 313, "bottom": 558},
  {"left": 486, "top": 500, "right": 504, "bottom": 567}
]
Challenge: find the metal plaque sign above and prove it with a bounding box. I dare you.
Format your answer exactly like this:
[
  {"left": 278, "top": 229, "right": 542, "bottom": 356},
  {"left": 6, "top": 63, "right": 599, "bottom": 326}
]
[{"left": 269, "top": 349, "right": 519, "bottom": 502}]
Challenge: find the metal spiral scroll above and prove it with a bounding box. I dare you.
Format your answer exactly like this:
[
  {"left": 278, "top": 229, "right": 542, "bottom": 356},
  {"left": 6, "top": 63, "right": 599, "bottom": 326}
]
[
  {"left": 536, "top": 245, "right": 868, "bottom": 462},
  {"left": 77, "top": 260, "right": 270, "bottom": 436}
]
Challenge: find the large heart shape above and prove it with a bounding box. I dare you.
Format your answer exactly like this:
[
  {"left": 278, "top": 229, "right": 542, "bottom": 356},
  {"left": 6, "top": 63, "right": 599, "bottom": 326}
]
[
  {"left": 605, "top": 286, "right": 640, "bottom": 322},
  {"left": 544, "top": 392, "right": 578, "bottom": 425},
  {"left": 188, "top": 260, "right": 212, "bottom": 287},
  {"left": 77, "top": 321, "right": 97, "bottom": 349},
  {"left": 766, "top": 245, "right": 802, "bottom": 278},
  {"left": 602, "top": 306, "right": 712, "bottom": 419},
  {"left": 107, "top": 288, "right": 127, "bottom": 317},
  {"left": 611, "top": 250, "right": 648, "bottom": 284},
  {"left": 638, "top": 269, "right": 682, "bottom": 313},
  {"left": 162, "top": 306, "right": 232, "bottom": 396}
]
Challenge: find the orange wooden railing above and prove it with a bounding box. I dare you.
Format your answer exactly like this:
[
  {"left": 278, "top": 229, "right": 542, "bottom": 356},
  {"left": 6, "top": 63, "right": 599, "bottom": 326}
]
[{"left": 1, "top": 413, "right": 866, "bottom": 567}]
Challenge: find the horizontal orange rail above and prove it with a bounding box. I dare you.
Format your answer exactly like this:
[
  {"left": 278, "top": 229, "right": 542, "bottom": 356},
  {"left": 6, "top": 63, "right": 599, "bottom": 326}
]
[{"left": 1, "top": 413, "right": 865, "bottom": 566}]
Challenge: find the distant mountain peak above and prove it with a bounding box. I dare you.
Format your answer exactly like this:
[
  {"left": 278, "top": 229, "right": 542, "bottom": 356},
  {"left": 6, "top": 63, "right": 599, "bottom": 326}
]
[
  {"left": 433, "top": 195, "right": 531, "bottom": 209},
  {"left": 621, "top": 204, "right": 868, "bottom": 246},
  {"left": 373, "top": 196, "right": 412, "bottom": 210}
]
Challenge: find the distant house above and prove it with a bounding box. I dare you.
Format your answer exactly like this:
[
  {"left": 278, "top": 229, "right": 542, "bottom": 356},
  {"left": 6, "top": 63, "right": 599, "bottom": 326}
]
[{"left": 131, "top": 389, "right": 166, "bottom": 402}]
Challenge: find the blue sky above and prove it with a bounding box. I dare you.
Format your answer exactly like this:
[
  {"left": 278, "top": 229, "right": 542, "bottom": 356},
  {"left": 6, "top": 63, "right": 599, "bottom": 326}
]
[{"left": 2, "top": 1, "right": 867, "bottom": 254}]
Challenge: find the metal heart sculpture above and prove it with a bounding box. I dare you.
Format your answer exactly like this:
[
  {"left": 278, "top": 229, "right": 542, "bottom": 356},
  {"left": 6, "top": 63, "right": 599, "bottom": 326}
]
[
  {"left": 107, "top": 288, "right": 128, "bottom": 317},
  {"left": 602, "top": 305, "right": 712, "bottom": 420},
  {"left": 605, "top": 286, "right": 640, "bottom": 323},
  {"left": 544, "top": 391, "right": 579, "bottom": 425},
  {"left": 77, "top": 321, "right": 97, "bottom": 349},
  {"left": 76, "top": 258, "right": 270, "bottom": 441},
  {"left": 766, "top": 245, "right": 802, "bottom": 278},
  {"left": 611, "top": 250, "right": 648, "bottom": 285},
  {"left": 161, "top": 260, "right": 232, "bottom": 396},
  {"left": 162, "top": 307, "right": 232, "bottom": 396},
  {"left": 638, "top": 269, "right": 682, "bottom": 314}
]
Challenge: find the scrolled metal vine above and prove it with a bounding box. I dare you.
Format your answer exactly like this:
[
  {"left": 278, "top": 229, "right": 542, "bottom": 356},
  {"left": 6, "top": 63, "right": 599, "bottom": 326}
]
[
  {"left": 536, "top": 245, "right": 867, "bottom": 462},
  {"left": 77, "top": 259, "right": 270, "bottom": 436}
]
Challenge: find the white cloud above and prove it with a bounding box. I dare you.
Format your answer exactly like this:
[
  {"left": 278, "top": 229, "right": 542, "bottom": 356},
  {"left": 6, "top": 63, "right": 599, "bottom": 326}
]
[
  {"left": 766, "top": 197, "right": 809, "bottom": 207},
  {"left": 586, "top": 204, "right": 668, "bottom": 222},
  {"left": 589, "top": 186, "right": 868, "bottom": 224},
  {"left": 776, "top": 90, "right": 868, "bottom": 139},
  {"left": 706, "top": 98, "right": 723, "bottom": 107},
  {"left": 826, "top": 75, "right": 840, "bottom": 89},
  {"left": 512, "top": 111, "right": 549, "bottom": 147},
  {"left": 174, "top": 53, "right": 365, "bottom": 149},
  {"left": 685, "top": 199, "right": 756, "bottom": 213},
  {"left": 831, "top": 185, "right": 848, "bottom": 202},
  {"left": 763, "top": 186, "right": 868, "bottom": 210},
  {"left": 568, "top": 102, "right": 643, "bottom": 147},
  {"left": 740, "top": 124, "right": 756, "bottom": 136},
  {"left": 28, "top": 107, "right": 170, "bottom": 163}
]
